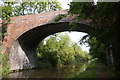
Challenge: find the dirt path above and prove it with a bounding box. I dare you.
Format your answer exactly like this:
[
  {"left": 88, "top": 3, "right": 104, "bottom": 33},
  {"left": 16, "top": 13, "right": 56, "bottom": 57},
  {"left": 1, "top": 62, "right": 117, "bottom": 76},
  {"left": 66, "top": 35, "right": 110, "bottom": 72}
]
[{"left": 97, "top": 63, "right": 113, "bottom": 78}]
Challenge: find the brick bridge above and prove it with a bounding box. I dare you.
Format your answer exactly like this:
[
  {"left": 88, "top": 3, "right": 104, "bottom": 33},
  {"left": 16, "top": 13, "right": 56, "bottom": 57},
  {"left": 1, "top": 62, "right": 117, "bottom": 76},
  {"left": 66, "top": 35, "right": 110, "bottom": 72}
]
[{"left": 1, "top": 10, "right": 91, "bottom": 70}]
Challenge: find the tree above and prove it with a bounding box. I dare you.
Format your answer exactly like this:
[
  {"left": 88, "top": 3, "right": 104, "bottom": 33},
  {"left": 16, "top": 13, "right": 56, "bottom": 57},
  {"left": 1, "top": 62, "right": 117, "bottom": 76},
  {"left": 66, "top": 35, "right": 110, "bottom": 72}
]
[
  {"left": 58, "top": 33, "right": 74, "bottom": 65},
  {"left": 9, "top": 1, "right": 62, "bottom": 16},
  {"left": 68, "top": 2, "right": 120, "bottom": 77},
  {"left": 1, "top": 2, "right": 13, "bottom": 41},
  {"left": 89, "top": 37, "right": 106, "bottom": 62},
  {"left": 36, "top": 32, "right": 90, "bottom": 68}
]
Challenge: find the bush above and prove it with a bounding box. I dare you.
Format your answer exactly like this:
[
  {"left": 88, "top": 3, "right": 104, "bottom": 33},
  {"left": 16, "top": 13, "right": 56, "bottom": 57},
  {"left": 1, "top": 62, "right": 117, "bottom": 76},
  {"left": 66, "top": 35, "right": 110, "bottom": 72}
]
[
  {"left": 2, "top": 52, "right": 10, "bottom": 77},
  {"left": 35, "top": 60, "right": 52, "bottom": 69}
]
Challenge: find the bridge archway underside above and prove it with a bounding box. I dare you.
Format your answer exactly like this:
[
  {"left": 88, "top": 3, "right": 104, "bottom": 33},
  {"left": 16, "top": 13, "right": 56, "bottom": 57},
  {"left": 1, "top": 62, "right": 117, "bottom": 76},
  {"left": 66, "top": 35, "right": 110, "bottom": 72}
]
[{"left": 18, "top": 22, "right": 90, "bottom": 50}]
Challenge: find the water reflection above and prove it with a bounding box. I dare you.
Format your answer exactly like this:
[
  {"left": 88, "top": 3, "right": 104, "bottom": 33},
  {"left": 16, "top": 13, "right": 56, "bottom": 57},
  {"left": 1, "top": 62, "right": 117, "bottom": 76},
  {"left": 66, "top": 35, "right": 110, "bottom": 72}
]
[{"left": 8, "top": 63, "right": 88, "bottom": 78}]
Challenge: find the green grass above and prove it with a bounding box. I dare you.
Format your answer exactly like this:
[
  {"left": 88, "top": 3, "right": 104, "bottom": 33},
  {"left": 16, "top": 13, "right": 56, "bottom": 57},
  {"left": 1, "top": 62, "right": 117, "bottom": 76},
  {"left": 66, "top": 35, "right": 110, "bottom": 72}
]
[
  {"left": 73, "top": 59, "right": 116, "bottom": 79},
  {"left": 74, "top": 59, "right": 98, "bottom": 78}
]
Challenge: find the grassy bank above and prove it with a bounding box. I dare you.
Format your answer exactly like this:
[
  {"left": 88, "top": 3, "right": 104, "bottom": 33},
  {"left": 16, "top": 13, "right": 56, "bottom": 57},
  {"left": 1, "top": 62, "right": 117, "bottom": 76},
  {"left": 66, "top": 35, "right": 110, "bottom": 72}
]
[
  {"left": 73, "top": 58, "right": 116, "bottom": 79},
  {"left": 74, "top": 59, "right": 98, "bottom": 78}
]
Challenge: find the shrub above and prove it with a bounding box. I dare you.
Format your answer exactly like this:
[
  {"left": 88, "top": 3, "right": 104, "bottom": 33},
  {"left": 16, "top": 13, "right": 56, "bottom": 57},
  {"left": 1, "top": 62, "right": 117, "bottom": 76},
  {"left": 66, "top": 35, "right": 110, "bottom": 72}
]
[{"left": 2, "top": 52, "right": 10, "bottom": 77}]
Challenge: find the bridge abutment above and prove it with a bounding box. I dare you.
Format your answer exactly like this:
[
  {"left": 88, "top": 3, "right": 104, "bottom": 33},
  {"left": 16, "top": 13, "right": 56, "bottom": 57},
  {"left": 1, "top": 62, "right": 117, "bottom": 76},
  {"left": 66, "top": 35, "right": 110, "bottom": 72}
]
[{"left": 7, "top": 40, "right": 35, "bottom": 71}]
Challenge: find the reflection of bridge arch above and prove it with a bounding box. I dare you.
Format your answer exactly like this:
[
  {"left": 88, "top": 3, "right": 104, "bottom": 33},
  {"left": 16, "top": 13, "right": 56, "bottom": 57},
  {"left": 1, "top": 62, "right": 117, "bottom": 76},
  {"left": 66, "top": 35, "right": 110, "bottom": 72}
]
[{"left": 2, "top": 10, "right": 91, "bottom": 70}]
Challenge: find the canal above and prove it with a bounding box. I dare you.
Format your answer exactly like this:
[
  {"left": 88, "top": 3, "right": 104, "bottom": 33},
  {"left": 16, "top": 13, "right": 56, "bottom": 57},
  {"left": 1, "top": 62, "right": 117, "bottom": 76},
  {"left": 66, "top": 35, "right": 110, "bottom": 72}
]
[{"left": 6, "top": 62, "right": 89, "bottom": 78}]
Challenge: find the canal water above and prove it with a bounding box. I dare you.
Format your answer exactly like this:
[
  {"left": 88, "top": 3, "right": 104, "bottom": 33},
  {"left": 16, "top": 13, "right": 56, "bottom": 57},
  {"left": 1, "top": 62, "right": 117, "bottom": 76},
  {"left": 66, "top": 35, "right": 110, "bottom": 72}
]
[{"left": 7, "top": 63, "right": 89, "bottom": 78}]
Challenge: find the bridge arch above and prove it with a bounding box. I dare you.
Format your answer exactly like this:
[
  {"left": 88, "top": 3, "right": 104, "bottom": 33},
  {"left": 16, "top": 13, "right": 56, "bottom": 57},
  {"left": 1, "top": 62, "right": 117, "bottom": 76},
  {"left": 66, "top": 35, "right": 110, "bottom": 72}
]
[{"left": 2, "top": 10, "right": 91, "bottom": 70}]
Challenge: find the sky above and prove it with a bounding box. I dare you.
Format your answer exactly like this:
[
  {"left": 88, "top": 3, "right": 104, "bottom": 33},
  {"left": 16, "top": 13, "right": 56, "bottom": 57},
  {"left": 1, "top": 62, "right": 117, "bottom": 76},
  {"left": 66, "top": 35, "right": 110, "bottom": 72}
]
[
  {"left": 58, "top": 0, "right": 72, "bottom": 9},
  {"left": 65, "top": 32, "right": 90, "bottom": 52},
  {"left": 58, "top": 0, "right": 90, "bottom": 53}
]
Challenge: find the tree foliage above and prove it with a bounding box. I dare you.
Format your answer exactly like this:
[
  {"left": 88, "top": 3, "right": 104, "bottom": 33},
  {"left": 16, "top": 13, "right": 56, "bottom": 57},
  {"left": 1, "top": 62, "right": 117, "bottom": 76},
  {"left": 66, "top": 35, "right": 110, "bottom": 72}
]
[
  {"left": 5, "top": 1, "right": 62, "bottom": 16},
  {"left": 35, "top": 33, "right": 91, "bottom": 68},
  {"left": 89, "top": 37, "right": 106, "bottom": 62},
  {"left": 1, "top": 2, "right": 13, "bottom": 41},
  {"left": 68, "top": 2, "right": 120, "bottom": 77}
]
